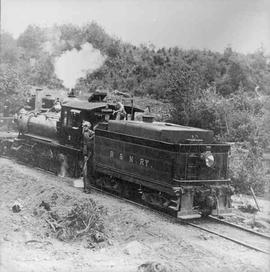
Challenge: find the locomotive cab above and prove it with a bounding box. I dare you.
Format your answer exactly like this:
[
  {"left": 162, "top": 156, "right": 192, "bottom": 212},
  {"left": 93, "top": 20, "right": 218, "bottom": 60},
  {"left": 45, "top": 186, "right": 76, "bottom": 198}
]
[
  {"left": 58, "top": 98, "right": 144, "bottom": 148},
  {"left": 58, "top": 101, "right": 108, "bottom": 147}
]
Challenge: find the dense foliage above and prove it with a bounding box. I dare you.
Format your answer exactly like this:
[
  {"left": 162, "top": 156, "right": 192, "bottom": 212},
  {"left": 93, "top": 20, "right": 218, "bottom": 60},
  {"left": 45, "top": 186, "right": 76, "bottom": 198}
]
[{"left": 0, "top": 22, "right": 269, "bottom": 194}]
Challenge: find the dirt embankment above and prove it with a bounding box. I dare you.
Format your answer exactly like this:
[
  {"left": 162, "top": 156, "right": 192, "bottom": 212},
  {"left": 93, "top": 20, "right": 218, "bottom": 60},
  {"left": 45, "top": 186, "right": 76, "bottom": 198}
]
[{"left": 0, "top": 158, "right": 269, "bottom": 272}]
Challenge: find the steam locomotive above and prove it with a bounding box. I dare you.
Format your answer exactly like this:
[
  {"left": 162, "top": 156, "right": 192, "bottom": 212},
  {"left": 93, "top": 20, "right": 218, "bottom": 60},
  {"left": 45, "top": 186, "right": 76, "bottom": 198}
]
[{"left": 0, "top": 92, "right": 233, "bottom": 219}]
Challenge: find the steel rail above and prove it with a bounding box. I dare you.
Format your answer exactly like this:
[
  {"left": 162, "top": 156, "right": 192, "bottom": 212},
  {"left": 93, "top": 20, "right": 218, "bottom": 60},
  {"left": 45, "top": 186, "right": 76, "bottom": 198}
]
[
  {"left": 185, "top": 221, "right": 270, "bottom": 255},
  {"left": 208, "top": 215, "right": 270, "bottom": 240},
  {"left": 88, "top": 184, "right": 270, "bottom": 255}
]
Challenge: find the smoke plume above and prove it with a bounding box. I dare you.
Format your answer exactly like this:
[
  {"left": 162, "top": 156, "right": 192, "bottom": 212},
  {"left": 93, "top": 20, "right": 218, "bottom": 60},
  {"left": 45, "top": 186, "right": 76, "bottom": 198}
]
[{"left": 55, "top": 43, "right": 106, "bottom": 89}]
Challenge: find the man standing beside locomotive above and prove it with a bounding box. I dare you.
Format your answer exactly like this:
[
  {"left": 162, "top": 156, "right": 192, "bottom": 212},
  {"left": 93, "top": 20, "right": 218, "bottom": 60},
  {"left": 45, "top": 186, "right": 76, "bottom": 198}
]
[{"left": 82, "top": 121, "right": 95, "bottom": 193}]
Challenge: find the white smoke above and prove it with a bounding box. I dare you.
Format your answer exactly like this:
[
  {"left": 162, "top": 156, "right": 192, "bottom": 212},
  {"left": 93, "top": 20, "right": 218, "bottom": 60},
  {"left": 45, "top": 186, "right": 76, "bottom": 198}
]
[{"left": 55, "top": 43, "right": 106, "bottom": 89}]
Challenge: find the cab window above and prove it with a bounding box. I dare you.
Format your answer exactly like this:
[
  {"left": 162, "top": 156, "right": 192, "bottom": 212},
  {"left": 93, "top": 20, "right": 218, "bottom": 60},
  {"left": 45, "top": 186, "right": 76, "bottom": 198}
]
[{"left": 68, "top": 109, "right": 81, "bottom": 129}]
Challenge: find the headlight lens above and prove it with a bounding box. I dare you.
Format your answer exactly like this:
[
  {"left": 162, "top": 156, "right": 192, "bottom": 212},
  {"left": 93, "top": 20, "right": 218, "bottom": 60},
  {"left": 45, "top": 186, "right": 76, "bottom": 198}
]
[{"left": 202, "top": 151, "right": 215, "bottom": 167}]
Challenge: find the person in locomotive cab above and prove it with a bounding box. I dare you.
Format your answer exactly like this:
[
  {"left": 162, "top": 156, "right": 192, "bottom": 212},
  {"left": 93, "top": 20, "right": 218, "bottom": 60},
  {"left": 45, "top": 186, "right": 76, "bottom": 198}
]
[
  {"left": 113, "top": 101, "right": 127, "bottom": 120},
  {"left": 53, "top": 98, "right": 62, "bottom": 112},
  {"left": 82, "top": 121, "right": 95, "bottom": 193}
]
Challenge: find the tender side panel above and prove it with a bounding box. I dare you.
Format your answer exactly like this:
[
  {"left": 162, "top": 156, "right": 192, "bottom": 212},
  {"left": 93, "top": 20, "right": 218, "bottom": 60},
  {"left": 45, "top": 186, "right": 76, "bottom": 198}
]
[{"left": 94, "top": 130, "right": 177, "bottom": 194}]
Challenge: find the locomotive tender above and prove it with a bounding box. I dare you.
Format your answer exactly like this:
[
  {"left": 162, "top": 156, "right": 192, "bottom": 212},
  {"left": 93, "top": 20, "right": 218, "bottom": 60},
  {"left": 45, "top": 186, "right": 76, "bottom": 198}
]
[
  {"left": 1, "top": 92, "right": 233, "bottom": 219},
  {"left": 92, "top": 118, "right": 233, "bottom": 218}
]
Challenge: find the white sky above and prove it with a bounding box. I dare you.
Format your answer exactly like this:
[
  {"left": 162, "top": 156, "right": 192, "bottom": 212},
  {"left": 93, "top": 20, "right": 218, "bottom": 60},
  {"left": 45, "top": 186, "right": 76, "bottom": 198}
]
[{"left": 1, "top": 0, "right": 270, "bottom": 53}]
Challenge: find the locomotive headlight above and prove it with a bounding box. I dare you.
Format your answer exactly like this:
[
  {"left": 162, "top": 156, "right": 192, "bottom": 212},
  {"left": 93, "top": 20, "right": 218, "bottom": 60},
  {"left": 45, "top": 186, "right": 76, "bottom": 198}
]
[{"left": 201, "top": 151, "right": 215, "bottom": 168}]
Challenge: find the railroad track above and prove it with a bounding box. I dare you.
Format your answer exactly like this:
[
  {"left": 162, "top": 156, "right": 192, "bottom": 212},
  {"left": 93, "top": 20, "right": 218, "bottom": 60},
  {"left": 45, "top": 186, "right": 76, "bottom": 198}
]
[
  {"left": 1, "top": 155, "right": 269, "bottom": 255},
  {"left": 185, "top": 217, "right": 270, "bottom": 255},
  {"left": 87, "top": 184, "right": 270, "bottom": 255}
]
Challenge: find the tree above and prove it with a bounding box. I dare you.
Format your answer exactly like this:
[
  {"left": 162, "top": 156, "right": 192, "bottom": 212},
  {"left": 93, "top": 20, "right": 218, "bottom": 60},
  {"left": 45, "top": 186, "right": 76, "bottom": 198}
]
[
  {"left": 166, "top": 63, "right": 201, "bottom": 125},
  {"left": 17, "top": 25, "right": 45, "bottom": 57},
  {"left": 227, "top": 61, "right": 247, "bottom": 92},
  {"left": 58, "top": 24, "right": 83, "bottom": 50},
  {"left": 0, "top": 64, "right": 27, "bottom": 112},
  {"left": 106, "top": 40, "right": 121, "bottom": 58},
  {"left": 29, "top": 53, "right": 63, "bottom": 88},
  {"left": 0, "top": 32, "right": 20, "bottom": 64},
  {"left": 82, "top": 22, "right": 111, "bottom": 52}
]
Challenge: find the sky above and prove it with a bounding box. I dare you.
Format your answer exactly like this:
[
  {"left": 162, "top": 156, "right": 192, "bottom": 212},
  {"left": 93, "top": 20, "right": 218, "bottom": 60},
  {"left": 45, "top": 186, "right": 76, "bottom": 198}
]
[{"left": 1, "top": 0, "right": 270, "bottom": 53}]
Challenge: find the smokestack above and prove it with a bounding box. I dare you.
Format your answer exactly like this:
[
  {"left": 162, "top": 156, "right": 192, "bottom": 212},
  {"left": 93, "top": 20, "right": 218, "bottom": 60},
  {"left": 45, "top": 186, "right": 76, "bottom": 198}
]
[{"left": 68, "top": 88, "right": 76, "bottom": 97}]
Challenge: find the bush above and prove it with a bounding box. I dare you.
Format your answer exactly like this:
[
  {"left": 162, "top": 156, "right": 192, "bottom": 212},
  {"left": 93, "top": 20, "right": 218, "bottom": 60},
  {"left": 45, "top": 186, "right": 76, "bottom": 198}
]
[
  {"left": 229, "top": 142, "right": 267, "bottom": 195},
  {"left": 43, "top": 198, "right": 106, "bottom": 242}
]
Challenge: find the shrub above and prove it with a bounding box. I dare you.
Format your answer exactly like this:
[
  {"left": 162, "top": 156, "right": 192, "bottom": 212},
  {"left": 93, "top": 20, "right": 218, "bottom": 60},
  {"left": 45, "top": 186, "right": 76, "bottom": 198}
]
[{"left": 229, "top": 142, "right": 267, "bottom": 195}]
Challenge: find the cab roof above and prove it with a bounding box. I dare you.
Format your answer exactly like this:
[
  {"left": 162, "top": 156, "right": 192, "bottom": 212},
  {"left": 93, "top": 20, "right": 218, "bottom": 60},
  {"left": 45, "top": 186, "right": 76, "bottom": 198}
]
[
  {"left": 62, "top": 99, "right": 144, "bottom": 114},
  {"left": 62, "top": 100, "right": 107, "bottom": 111}
]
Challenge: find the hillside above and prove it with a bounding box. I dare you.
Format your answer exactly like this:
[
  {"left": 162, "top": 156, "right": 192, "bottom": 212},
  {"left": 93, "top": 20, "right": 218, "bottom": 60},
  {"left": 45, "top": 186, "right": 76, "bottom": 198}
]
[{"left": 0, "top": 22, "right": 269, "bottom": 194}]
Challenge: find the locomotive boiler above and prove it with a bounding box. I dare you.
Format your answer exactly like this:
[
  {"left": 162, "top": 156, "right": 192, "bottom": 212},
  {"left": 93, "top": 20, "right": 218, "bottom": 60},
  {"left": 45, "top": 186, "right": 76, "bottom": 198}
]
[{"left": 17, "top": 112, "right": 58, "bottom": 139}]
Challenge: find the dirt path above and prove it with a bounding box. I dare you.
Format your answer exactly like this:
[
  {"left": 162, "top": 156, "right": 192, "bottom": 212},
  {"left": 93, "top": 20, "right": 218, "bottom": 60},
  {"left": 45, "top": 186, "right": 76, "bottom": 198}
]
[{"left": 0, "top": 158, "right": 269, "bottom": 272}]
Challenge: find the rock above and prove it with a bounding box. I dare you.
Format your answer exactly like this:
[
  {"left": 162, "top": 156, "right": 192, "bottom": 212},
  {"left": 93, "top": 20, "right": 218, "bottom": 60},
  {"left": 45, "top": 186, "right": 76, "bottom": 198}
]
[
  {"left": 93, "top": 232, "right": 105, "bottom": 243},
  {"left": 39, "top": 201, "right": 51, "bottom": 211},
  {"left": 33, "top": 208, "right": 38, "bottom": 216},
  {"left": 244, "top": 219, "right": 255, "bottom": 228},
  {"left": 51, "top": 192, "right": 58, "bottom": 202},
  {"left": 123, "top": 241, "right": 144, "bottom": 256},
  {"left": 199, "top": 234, "right": 212, "bottom": 240},
  {"left": 107, "top": 239, "right": 113, "bottom": 246},
  {"left": 73, "top": 178, "right": 84, "bottom": 188},
  {"left": 238, "top": 204, "right": 258, "bottom": 214},
  {"left": 254, "top": 220, "right": 269, "bottom": 229},
  {"left": 85, "top": 242, "right": 95, "bottom": 249},
  {"left": 12, "top": 204, "right": 21, "bottom": 213},
  {"left": 33, "top": 207, "right": 45, "bottom": 217},
  {"left": 3, "top": 235, "right": 9, "bottom": 241},
  {"left": 137, "top": 262, "right": 171, "bottom": 272}
]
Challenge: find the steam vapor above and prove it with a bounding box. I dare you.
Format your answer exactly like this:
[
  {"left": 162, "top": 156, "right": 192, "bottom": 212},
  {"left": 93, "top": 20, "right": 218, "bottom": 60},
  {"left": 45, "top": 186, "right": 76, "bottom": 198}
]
[{"left": 55, "top": 43, "right": 106, "bottom": 89}]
